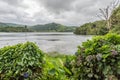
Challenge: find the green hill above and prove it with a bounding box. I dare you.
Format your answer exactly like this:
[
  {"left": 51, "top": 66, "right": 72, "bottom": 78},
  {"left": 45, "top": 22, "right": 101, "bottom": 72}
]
[
  {"left": 0, "top": 22, "right": 75, "bottom": 32},
  {"left": 74, "top": 6, "right": 120, "bottom": 35},
  {"left": 0, "top": 22, "right": 8, "bottom": 27},
  {"left": 74, "top": 20, "right": 108, "bottom": 35},
  {"left": 0, "top": 22, "right": 25, "bottom": 27},
  {"left": 29, "top": 22, "right": 75, "bottom": 32},
  {"left": 0, "top": 26, "right": 32, "bottom": 32},
  {"left": 0, "top": 22, "right": 32, "bottom": 32}
]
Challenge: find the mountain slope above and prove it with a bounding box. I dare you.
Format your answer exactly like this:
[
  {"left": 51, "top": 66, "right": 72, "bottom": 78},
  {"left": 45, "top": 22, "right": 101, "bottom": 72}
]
[
  {"left": 29, "top": 22, "right": 75, "bottom": 32},
  {"left": 0, "top": 22, "right": 25, "bottom": 27},
  {"left": 74, "top": 20, "right": 108, "bottom": 35},
  {"left": 0, "top": 22, "right": 75, "bottom": 32}
]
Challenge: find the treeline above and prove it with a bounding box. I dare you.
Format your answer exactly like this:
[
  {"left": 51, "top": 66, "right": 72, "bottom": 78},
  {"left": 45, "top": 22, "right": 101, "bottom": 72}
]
[
  {"left": 0, "top": 26, "right": 32, "bottom": 32},
  {"left": 0, "top": 22, "right": 75, "bottom": 32},
  {"left": 74, "top": 5, "right": 120, "bottom": 35},
  {"left": 74, "top": 20, "right": 108, "bottom": 35}
]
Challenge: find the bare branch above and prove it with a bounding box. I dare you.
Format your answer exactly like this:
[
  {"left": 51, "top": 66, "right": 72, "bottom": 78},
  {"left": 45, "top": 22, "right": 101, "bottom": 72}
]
[{"left": 97, "top": 0, "right": 120, "bottom": 30}]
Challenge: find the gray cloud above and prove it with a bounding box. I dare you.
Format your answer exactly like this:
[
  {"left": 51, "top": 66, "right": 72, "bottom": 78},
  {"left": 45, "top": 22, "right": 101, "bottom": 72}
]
[
  {"left": 38, "top": 0, "right": 76, "bottom": 14},
  {"left": 0, "top": 0, "right": 115, "bottom": 26},
  {"left": 1, "top": 0, "right": 25, "bottom": 7},
  {"left": 0, "top": 0, "right": 30, "bottom": 24}
]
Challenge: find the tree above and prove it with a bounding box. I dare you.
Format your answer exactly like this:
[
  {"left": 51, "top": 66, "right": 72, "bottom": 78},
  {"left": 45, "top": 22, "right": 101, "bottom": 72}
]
[
  {"left": 25, "top": 25, "right": 27, "bottom": 29},
  {"left": 97, "top": 0, "right": 120, "bottom": 30}
]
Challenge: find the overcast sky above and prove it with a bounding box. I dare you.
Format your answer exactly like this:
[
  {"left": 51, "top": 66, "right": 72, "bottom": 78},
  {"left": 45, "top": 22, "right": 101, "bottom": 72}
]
[{"left": 0, "top": 0, "right": 114, "bottom": 26}]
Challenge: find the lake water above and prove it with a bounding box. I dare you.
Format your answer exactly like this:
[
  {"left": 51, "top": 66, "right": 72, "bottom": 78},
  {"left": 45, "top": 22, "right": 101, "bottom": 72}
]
[{"left": 0, "top": 32, "right": 92, "bottom": 54}]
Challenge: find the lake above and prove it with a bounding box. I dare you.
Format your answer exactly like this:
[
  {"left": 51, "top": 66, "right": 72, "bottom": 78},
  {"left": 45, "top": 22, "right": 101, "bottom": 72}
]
[{"left": 0, "top": 32, "right": 92, "bottom": 54}]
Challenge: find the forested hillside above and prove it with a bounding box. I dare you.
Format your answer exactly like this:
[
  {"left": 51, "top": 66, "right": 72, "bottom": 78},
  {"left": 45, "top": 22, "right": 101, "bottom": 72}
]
[
  {"left": 0, "top": 22, "right": 32, "bottom": 32},
  {"left": 0, "top": 26, "right": 32, "bottom": 32},
  {"left": 74, "top": 6, "right": 120, "bottom": 35},
  {"left": 29, "top": 22, "right": 75, "bottom": 32},
  {"left": 0, "top": 22, "right": 24, "bottom": 27},
  {"left": 0, "top": 22, "right": 75, "bottom": 32}
]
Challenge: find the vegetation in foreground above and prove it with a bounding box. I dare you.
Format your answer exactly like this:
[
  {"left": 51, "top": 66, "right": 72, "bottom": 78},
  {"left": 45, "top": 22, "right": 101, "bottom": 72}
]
[
  {"left": 72, "top": 33, "right": 120, "bottom": 80},
  {"left": 0, "top": 33, "right": 120, "bottom": 80}
]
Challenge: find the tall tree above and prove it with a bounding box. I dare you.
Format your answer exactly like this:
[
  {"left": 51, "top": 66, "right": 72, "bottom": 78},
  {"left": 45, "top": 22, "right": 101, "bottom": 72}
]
[{"left": 97, "top": 0, "right": 120, "bottom": 30}]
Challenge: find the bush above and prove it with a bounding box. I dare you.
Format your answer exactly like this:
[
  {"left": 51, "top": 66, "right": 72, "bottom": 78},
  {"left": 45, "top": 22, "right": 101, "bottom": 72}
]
[
  {"left": 42, "top": 53, "right": 71, "bottom": 80},
  {"left": 64, "top": 55, "right": 75, "bottom": 77},
  {"left": 0, "top": 42, "right": 44, "bottom": 80},
  {"left": 72, "top": 33, "right": 120, "bottom": 80}
]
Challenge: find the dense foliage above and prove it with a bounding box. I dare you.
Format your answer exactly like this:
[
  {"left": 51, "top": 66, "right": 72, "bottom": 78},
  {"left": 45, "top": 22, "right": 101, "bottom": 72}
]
[
  {"left": 0, "top": 42, "right": 44, "bottom": 79},
  {"left": 74, "top": 20, "right": 108, "bottom": 35},
  {"left": 42, "top": 52, "right": 72, "bottom": 80},
  {"left": 71, "top": 33, "right": 120, "bottom": 80},
  {"left": 0, "top": 42, "right": 73, "bottom": 80},
  {"left": 111, "top": 6, "right": 120, "bottom": 27},
  {"left": 110, "top": 6, "right": 120, "bottom": 34},
  {"left": 1, "top": 34, "right": 120, "bottom": 80}
]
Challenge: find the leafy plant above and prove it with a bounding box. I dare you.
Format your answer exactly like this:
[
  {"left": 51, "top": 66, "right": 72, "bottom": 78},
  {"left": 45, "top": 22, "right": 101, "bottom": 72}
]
[
  {"left": 0, "top": 42, "right": 44, "bottom": 80},
  {"left": 72, "top": 33, "right": 120, "bottom": 80},
  {"left": 42, "top": 53, "right": 71, "bottom": 80}
]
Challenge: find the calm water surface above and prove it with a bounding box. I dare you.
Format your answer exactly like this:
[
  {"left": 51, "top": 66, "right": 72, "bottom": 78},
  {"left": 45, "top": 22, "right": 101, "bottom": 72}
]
[{"left": 0, "top": 32, "right": 92, "bottom": 54}]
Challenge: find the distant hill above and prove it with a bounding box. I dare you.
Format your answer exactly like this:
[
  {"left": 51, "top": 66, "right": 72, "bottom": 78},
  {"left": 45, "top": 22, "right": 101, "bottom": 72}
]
[
  {"left": 74, "top": 6, "right": 120, "bottom": 35},
  {"left": 0, "top": 26, "right": 32, "bottom": 32},
  {"left": 0, "top": 22, "right": 76, "bottom": 32},
  {"left": 0, "top": 22, "right": 31, "bottom": 32},
  {"left": 0, "top": 22, "right": 8, "bottom": 27},
  {"left": 74, "top": 20, "right": 108, "bottom": 35},
  {"left": 29, "top": 23, "right": 76, "bottom": 32},
  {"left": 0, "top": 22, "right": 25, "bottom": 27}
]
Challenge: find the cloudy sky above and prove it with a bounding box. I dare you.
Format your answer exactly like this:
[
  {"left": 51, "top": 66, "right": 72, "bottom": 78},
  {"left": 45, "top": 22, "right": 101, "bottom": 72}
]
[{"left": 0, "top": 0, "right": 114, "bottom": 26}]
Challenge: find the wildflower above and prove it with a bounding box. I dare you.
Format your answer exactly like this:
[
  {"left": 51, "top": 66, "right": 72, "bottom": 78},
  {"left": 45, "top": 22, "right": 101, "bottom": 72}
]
[
  {"left": 96, "top": 54, "right": 102, "bottom": 61},
  {"left": 86, "top": 55, "right": 93, "bottom": 62},
  {"left": 23, "top": 72, "right": 29, "bottom": 78},
  {"left": 77, "top": 55, "right": 83, "bottom": 61},
  {"left": 76, "top": 55, "right": 83, "bottom": 66},
  {"left": 111, "top": 50, "right": 118, "bottom": 56}
]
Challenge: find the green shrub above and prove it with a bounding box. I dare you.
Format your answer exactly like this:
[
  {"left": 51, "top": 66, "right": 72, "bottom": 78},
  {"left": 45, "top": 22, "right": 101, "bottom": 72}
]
[
  {"left": 42, "top": 54, "right": 71, "bottom": 80},
  {"left": 64, "top": 55, "right": 75, "bottom": 77},
  {"left": 0, "top": 42, "right": 44, "bottom": 80},
  {"left": 72, "top": 33, "right": 120, "bottom": 80}
]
